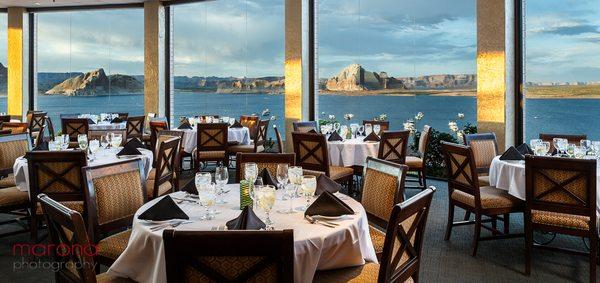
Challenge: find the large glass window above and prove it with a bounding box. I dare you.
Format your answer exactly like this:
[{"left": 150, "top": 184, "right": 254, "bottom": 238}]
[
  {"left": 171, "top": 0, "right": 285, "bottom": 137},
  {"left": 317, "top": 0, "right": 477, "bottom": 135},
  {"left": 523, "top": 0, "right": 600, "bottom": 141},
  {"left": 35, "top": 9, "right": 144, "bottom": 124},
  {"left": 0, "top": 13, "right": 7, "bottom": 113}
]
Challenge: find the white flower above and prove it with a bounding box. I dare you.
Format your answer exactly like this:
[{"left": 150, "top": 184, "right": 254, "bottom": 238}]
[
  {"left": 448, "top": 121, "right": 459, "bottom": 132},
  {"left": 457, "top": 131, "right": 464, "bottom": 142},
  {"left": 270, "top": 115, "right": 277, "bottom": 121},
  {"left": 261, "top": 109, "right": 270, "bottom": 116},
  {"left": 403, "top": 120, "right": 415, "bottom": 133},
  {"left": 457, "top": 113, "right": 465, "bottom": 119},
  {"left": 344, "top": 113, "right": 354, "bottom": 120},
  {"left": 415, "top": 112, "right": 424, "bottom": 121},
  {"left": 328, "top": 114, "right": 335, "bottom": 120},
  {"left": 379, "top": 113, "right": 387, "bottom": 121}
]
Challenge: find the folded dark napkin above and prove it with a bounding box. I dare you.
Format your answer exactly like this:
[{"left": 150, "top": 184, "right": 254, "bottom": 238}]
[
  {"left": 328, "top": 131, "right": 343, "bottom": 142},
  {"left": 516, "top": 143, "right": 534, "bottom": 155},
  {"left": 315, "top": 174, "right": 341, "bottom": 195},
  {"left": 305, "top": 191, "right": 354, "bottom": 217},
  {"left": 124, "top": 137, "right": 145, "bottom": 149},
  {"left": 230, "top": 120, "right": 243, "bottom": 128},
  {"left": 87, "top": 118, "right": 96, "bottom": 125},
  {"left": 307, "top": 129, "right": 317, "bottom": 134},
  {"left": 138, "top": 196, "right": 189, "bottom": 221},
  {"left": 363, "top": 132, "right": 381, "bottom": 142},
  {"left": 226, "top": 206, "right": 266, "bottom": 230},
  {"left": 499, "top": 146, "right": 525, "bottom": 161},
  {"left": 177, "top": 122, "right": 193, "bottom": 130},
  {"left": 256, "top": 168, "right": 278, "bottom": 187},
  {"left": 110, "top": 117, "right": 123, "bottom": 124},
  {"left": 117, "top": 142, "right": 142, "bottom": 156}
]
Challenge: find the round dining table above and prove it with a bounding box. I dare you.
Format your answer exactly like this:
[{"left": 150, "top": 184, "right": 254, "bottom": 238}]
[
  {"left": 488, "top": 155, "right": 600, "bottom": 215},
  {"left": 12, "top": 147, "right": 154, "bottom": 195},
  {"left": 107, "top": 186, "right": 378, "bottom": 283},
  {"left": 327, "top": 137, "right": 379, "bottom": 167},
  {"left": 173, "top": 126, "right": 251, "bottom": 153}
]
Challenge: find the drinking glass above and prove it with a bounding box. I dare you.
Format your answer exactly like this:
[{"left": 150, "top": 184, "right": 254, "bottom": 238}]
[
  {"left": 110, "top": 133, "right": 122, "bottom": 148},
  {"left": 288, "top": 166, "right": 303, "bottom": 198},
  {"left": 89, "top": 139, "right": 100, "bottom": 160},
  {"left": 566, "top": 143, "right": 576, "bottom": 157},
  {"left": 299, "top": 175, "right": 317, "bottom": 211},
  {"left": 320, "top": 125, "right": 327, "bottom": 135},
  {"left": 593, "top": 141, "right": 600, "bottom": 157},
  {"left": 244, "top": 163, "right": 258, "bottom": 184},
  {"left": 574, "top": 146, "right": 586, "bottom": 159},
  {"left": 333, "top": 123, "right": 341, "bottom": 133},
  {"left": 48, "top": 140, "right": 59, "bottom": 151},
  {"left": 580, "top": 140, "right": 592, "bottom": 155},
  {"left": 350, "top": 123, "right": 359, "bottom": 138},
  {"left": 195, "top": 172, "right": 212, "bottom": 189},
  {"left": 215, "top": 166, "right": 229, "bottom": 204},
  {"left": 61, "top": 135, "right": 69, "bottom": 150},
  {"left": 530, "top": 139, "right": 542, "bottom": 150},
  {"left": 365, "top": 123, "right": 373, "bottom": 135},
  {"left": 358, "top": 125, "right": 365, "bottom": 136},
  {"left": 276, "top": 164, "right": 289, "bottom": 191},
  {"left": 101, "top": 134, "right": 110, "bottom": 148},
  {"left": 373, "top": 124, "right": 381, "bottom": 136},
  {"left": 540, "top": 141, "right": 551, "bottom": 156},
  {"left": 197, "top": 182, "right": 216, "bottom": 220},
  {"left": 78, "top": 134, "right": 88, "bottom": 150},
  {"left": 256, "top": 185, "right": 276, "bottom": 229}
]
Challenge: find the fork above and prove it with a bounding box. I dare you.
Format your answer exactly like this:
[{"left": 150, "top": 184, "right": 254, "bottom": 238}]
[
  {"left": 305, "top": 215, "right": 337, "bottom": 228},
  {"left": 150, "top": 220, "right": 192, "bottom": 231}
]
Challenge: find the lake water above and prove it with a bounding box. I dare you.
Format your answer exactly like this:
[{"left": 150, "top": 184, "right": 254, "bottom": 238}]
[{"left": 1, "top": 92, "right": 598, "bottom": 141}]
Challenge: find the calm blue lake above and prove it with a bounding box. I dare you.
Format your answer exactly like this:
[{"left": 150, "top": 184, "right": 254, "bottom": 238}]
[{"left": 1, "top": 93, "right": 598, "bottom": 141}]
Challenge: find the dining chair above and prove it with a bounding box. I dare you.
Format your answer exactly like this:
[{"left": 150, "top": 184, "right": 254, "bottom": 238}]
[
  {"left": 405, "top": 125, "right": 431, "bottom": 190},
  {"left": 38, "top": 194, "right": 135, "bottom": 283},
  {"left": 26, "top": 150, "right": 87, "bottom": 242},
  {"left": 117, "top": 112, "right": 129, "bottom": 121},
  {"left": 240, "top": 115, "right": 260, "bottom": 140},
  {"left": 315, "top": 187, "right": 436, "bottom": 283},
  {"left": 538, "top": 133, "right": 587, "bottom": 153},
  {"left": 125, "top": 115, "right": 145, "bottom": 141},
  {"left": 235, "top": 152, "right": 296, "bottom": 183},
  {"left": 45, "top": 116, "right": 56, "bottom": 142},
  {"left": 159, "top": 129, "right": 188, "bottom": 171},
  {"left": 0, "top": 133, "right": 31, "bottom": 188},
  {"left": 378, "top": 130, "right": 410, "bottom": 165},
  {"left": 163, "top": 229, "right": 294, "bottom": 283},
  {"left": 229, "top": 119, "right": 269, "bottom": 154},
  {"left": 61, "top": 118, "right": 90, "bottom": 148},
  {"left": 464, "top": 132, "right": 499, "bottom": 186},
  {"left": 293, "top": 121, "right": 319, "bottom": 133},
  {"left": 83, "top": 158, "right": 146, "bottom": 266},
  {"left": 27, "top": 111, "right": 47, "bottom": 144},
  {"left": 361, "top": 157, "right": 408, "bottom": 257},
  {"left": 273, "top": 125, "right": 284, "bottom": 153},
  {"left": 362, "top": 120, "right": 390, "bottom": 132},
  {"left": 194, "top": 122, "right": 229, "bottom": 170},
  {"left": 524, "top": 155, "right": 597, "bottom": 280},
  {"left": 291, "top": 132, "right": 354, "bottom": 192},
  {"left": 0, "top": 133, "right": 31, "bottom": 238},
  {"left": 146, "top": 136, "right": 180, "bottom": 200},
  {"left": 0, "top": 115, "right": 10, "bottom": 123},
  {"left": 149, "top": 120, "right": 169, "bottom": 159},
  {"left": 441, "top": 142, "right": 524, "bottom": 256},
  {"left": 1, "top": 122, "right": 28, "bottom": 134}
]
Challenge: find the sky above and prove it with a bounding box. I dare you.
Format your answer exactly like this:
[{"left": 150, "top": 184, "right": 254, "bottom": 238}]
[{"left": 0, "top": 0, "right": 598, "bottom": 82}]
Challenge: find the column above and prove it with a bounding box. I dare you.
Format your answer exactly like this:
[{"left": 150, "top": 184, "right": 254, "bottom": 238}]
[
  {"left": 7, "top": 7, "right": 30, "bottom": 119},
  {"left": 144, "top": 0, "right": 166, "bottom": 117}
]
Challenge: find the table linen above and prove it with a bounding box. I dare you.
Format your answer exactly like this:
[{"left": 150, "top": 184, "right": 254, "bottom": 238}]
[
  {"left": 173, "top": 126, "right": 251, "bottom": 153},
  {"left": 327, "top": 137, "right": 379, "bottom": 167}
]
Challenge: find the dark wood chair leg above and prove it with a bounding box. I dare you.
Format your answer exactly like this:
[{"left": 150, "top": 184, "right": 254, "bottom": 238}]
[
  {"left": 491, "top": 216, "right": 498, "bottom": 235},
  {"left": 444, "top": 203, "right": 454, "bottom": 241},
  {"left": 347, "top": 178, "right": 354, "bottom": 196},
  {"left": 503, "top": 213, "right": 510, "bottom": 234},
  {"left": 420, "top": 170, "right": 427, "bottom": 190},
  {"left": 463, "top": 211, "right": 471, "bottom": 221},
  {"left": 472, "top": 213, "right": 481, "bottom": 257}
]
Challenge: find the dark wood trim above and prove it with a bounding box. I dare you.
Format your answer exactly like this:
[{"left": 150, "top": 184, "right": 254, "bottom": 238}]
[
  {"left": 162, "top": 0, "right": 214, "bottom": 6},
  {"left": 0, "top": 9, "right": 7, "bottom": 13},
  {"left": 28, "top": 12, "right": 35, "bottom": 112},
  {"left": 26, "top": 3, "right": 143, "bottom": 13},
  {"left": 308, "top": 0, "right": 316, "bottom": 121},
  {"left": 514, "top": 0, "right": 524, "bottom": 145},
  {"left": 164, "top": 5, "right": 172, "bottom": 124}
]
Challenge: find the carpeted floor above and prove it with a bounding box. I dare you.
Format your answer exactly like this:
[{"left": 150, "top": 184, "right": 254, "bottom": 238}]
[{"left": 0, "top": 177, "right": 597, "bottom": 282}]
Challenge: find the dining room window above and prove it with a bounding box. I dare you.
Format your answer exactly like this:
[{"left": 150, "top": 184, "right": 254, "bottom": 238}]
[
  {"left": 316, "top": 0, "right": 477, "bottom": 139},
  {"left": 0, "top": 12, "right": 7, "bottom": 113},
  {"left": 522, "top": 0, "right": 600, "bottom": 141},
  {"left": 171, "top": 0, "right": 285, "bottom": 138},
  {"left": 34, "top": 9, "right": 144, "bottom": 126}
]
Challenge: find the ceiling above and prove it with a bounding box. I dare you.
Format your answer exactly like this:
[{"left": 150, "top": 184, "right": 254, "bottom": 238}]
[{"left": 0, "top": 0, "right": 162, "bottom": 9}]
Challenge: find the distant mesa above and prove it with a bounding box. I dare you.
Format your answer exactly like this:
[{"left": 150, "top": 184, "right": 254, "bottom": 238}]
[
  {"left": 216, "top": 77, "right": 284, "bottom": 94},
  {"left": 323, "top": 63, "right": 476, "bottom": 92},
  {"left": 0, "top": 63, "right": 7, "bottom": 90},
  {"left": 45, "top": 68, "right": 143, "bottom": 96}
]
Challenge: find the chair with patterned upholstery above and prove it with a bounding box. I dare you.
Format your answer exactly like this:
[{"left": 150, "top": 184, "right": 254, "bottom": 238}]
[
  {"left": 464, "top": 133, "right": 498, "bottom": 186},
  {"left": 362, "top": 120, "right": 390, "bottom": 132},
  {"left": 240, "top": 115, "right": 260, "bottom": 140},
  {"left": 27, "top": 111, "right": 46, "bottom": 144},
  {"left": 441, "top": 142, "right": 524, "bottom": 256},
  {"left": 273, "top": 125, "right": 284, "bottom": 153},
  {"left": 26, "top": 150, "right": 87, "bottom": 242},
  {"left": 378, "top": 130, "right": 410, "bottom": 165},
  {"left": 1, "top": 122, "right": 28, "bottom": 134},
  {"left": 61, "top": 118, "right": 90, "bottom": 148},
  {"left": 194, "top": 122, "right": 229, "bottom": 169},
  {"left": 361, "top": 157, "right": 408, "bottom": 257},
  {"left": 539, "top": 133, "right": 587, "bottom": 154},
  {"left": 405, "top": 125, "right": 431, "bottom": 190},
  {"left": 38, "top": 194, "right": 135, "bottom": 283},
  {"left": 293, "top": 121, "right": 319, "bottom": 133},
  {"left": 163, "top": 229, "right": 294, "bottom": 282},
  {"left": 0, "top": 115, "right": 10, "bottom": 123},
  {"left": 146, "top": 137, "right": 180, "bottom": 200},
  {"left": 315, "top": 187, "right": 435, "bottom": 283},
  {"left": 159, "top": 129, "right": 189, "bottom": 171},
  {"left": 0, "top": 133, "right": 31, "bottom": 238},
  {"left": 235, "top": 153, "right": 296, "bottom": 183},
  {"left": 125, "top": 116, "right": 145, "bottom": 141},
  {"left": 83, "top": 159, "right": 146, "bottom": 266},
  {"left": 229, "top": 119, "right": 269, "bottom": 155},
  {"left": 149, "top": 120, "right": 169, "bottom": 159},
  {"left": 524, "top": 155, "right": 597, "bottom": 280},
  {"left": 291, "top": 132, "right": 354, "bottom": 191}
]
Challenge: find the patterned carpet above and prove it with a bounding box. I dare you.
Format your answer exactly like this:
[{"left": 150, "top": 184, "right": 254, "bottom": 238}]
[{"left": 0, "top": 177, "right": 596, "bottom": 282}]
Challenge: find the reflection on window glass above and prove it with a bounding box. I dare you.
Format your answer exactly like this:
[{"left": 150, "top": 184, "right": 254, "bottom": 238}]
[
  {"left": 36, "top": 9, "right": 144, "bottom": 126},
  {"left": 0, "top": 13, "right": 7, "bottom": 113},
  {"left": 524, "top": 0, "right": 600, "bottom": 141},
  {"left": 317, "top": 0, "right": 477, "bottom": 138},
  {"left": 172, "top": 0, "right": 285, "bottom": 138}
]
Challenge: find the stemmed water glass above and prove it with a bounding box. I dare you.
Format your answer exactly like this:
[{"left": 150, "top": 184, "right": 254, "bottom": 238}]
[
  {"left": 89, "top": 139, "right": 100, "bottom": 161},
  {"left": 580, "top": 140, "right": 592, "bottom": 155},
  {"left": 61, "top": 135, "right": 69, "bottom": 150},
  {"left": 110, "top": 133, "right": 122, "bottom": 148},
  {"left": 593, "top": 141, "right": 600, "bottom": 157},
  {"left": 256, "top": 185, "right": 276, "bottom": 229},
  {"left": 215, "top": 166, "right": 229, "bottom": 204},
  {"left": 350, "top": 123, "right": 359, "bottom": 139},
  {"left": 373, "top": 124, "right": 381, "bottom": 136},
  {"left": 276, "top": 164, "right": 289, "bottom": 196},
  {"left": 198, "top": 182, "right": 217, "bottom": 220},
  {"left": 364, "top": 124, "right": 373, "bottom": 135},
  {"left": 299, "top": 175, "right": 317, "bottom": 211},
  {"left": 77, "top": 134, "right": 88, "bottom": 152},
  {"left": 101, "top": 133, "right": 110, "bottom": 148},
  {"left": 358, "top": 125, "right": 365, "bottom": 136},
  {"left": 540, "top": 141, "right": 550, "bottom": 156},
  {"left": 244, "top": 163, "right": 259, "bottom": 205}
]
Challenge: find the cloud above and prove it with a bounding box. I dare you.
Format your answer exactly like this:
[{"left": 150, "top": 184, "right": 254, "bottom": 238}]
[{"left": 540, "top": 24, "right": 599, "bottom": 36}]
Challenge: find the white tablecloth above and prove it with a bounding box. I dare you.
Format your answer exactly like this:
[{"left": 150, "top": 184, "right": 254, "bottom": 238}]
[
  {"left": 107, "top": 186, "right": 377, "bottom": 283},
  {"left": 489, "top": 155, "right": 600, "bottom": 215},
  {"left": 173, "top": 127, "right": 251, "bottom": 153},
  {"left": 89, "top": 121, "right": 126, "bottom": 131},
  {"left": 328, "top": 137, "right": 379, "bottom": 167},
  {"left": 13, "top": 147, "right": 154, "bottom": 195}
]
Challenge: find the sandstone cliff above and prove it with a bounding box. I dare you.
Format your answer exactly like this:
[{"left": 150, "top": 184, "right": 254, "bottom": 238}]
[
  {"left": 45, "top": 68, "right": 143, "bottom": 96},
  {"left": 0, "top": 63, "right": 6, "bottom": 94}
]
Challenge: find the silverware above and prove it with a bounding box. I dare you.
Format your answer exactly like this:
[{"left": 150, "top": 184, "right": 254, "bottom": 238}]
[
  {"left": 171, "top": 197, "right": 196, "bottom": 203},
  {"left": 150, "top": 220, "right": 192, "bottom": 231},
  {"left": 309, "top": 215, "right": 341, "bottom": 227},
  {"left": 305, "top": 215, "right": 337, "bottom": 228}
]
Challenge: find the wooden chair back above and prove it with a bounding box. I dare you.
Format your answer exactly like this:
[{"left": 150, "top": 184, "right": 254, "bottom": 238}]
[
  {"left": 363, "top": 120, "right": 390, "bottom": 132},
  {"left": 464, "top": 132, "right": 499, "bottom": 174},
  {"left": 1, "top": 122, "right": 28, "bottom": 134},
  {"left": 293, "top": 121, "right": 318, "bottom": 133},
  {"left": 291, "top": 132, "right": 330, "bottom": 176},
  {"left": 378, "top": 130, "right": 410, "bottom": 164},
  {"left": 126, "top": 116, "right": 145, "bottom": 140},
  {"left": 46, "top": 116, "right": 56, "bottom": 141},
  {"left": 0, "top": 133, "right": 31, "bottom": 176},
  {"left": 149, "top": 120, "right": 169, "bottom": 155},
  {"left": 361, "top": 157, "right": 408, "bottom": 226},
  {"left": 240, "top": 115, "right": 259, "bottom": 140},
  {"left": 27, "top": 111, "right": 46, "bottom": 138},
  {"left": 163, "top": 229, "right": 294, "bottom": 283},
  {"left": 418, "top": 125, "right": 432, "bottom": 157},
  {"left": 33, "top": 125, "right": 46, "bottom": 149},
  {"left": 61, "top": 118, "right": 90, "bottom": 142},
  {"left": 151, "top": 137, "right": 180, "bottom": 199},
  {"left": 196, "top": 122, "right": 228, "bottom": 153},
  {"left": 539, "top": 133, "right": 587, "bottom": 153},
  {"left": 117, "top": 113, "right": 129, "bottom": 121},
  {"left": 254, "top": 119, "right": 270, "bottom": 151},
  {"left": 83, "top": 159, "right": 146, "bottom": 243},
  {"left": 441, "top": 142, "right": 481, "bottom": 207},
  {"left": 235, "top": 153, "right": 296, "bottom": 183},
  {"left": 379, "top": 188, "right": 435, "bottom": 283},
  {"left": 273, "top": 125, "right": 284, "bottom": 153}
]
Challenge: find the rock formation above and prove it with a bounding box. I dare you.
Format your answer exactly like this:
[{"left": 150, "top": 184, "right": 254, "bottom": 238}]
[
  {"left": 216, "top": 77, "right": 284, "bottom": 94},
  {"left": 45, "top": 68, "right": 143, "bottom": 96},
  {"left": 0, "top": 63, "right": 7, "bottom": 93}
]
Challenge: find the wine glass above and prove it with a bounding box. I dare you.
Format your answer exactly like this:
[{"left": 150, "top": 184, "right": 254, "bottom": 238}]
[
  {"left": 244, "top": 163, "right": 258, "bottom": 184},
  {"left": 256, "top": 185, "right": 276, "bottom": 229},
  {"left": 566, "top": 143, "right": 576, "bottom": 157},
  {"left": 197, "top": 182, "right": 216, "bottom": 220},
  {"left": 61, "top": 134, "right": 69, "bottom": 150},
  {"left": 358, "top": 125, "right": 365, "bottom": 136},
  {"left": 530, "top": 139, "right": 542, "bottom": 150},
  {"left": 574, "top": 146, "right": 585, "bottom": 159},
  {"left": 373, "top": 124, "right": 381, "bottom": 136},
  {"left": 299, "top": 175, "right": 317, "bottom": 211},
  {"left": 580, "top": 140, "right": 592, "bottom": 155},
  {"left": 350, "top": 123, "right": 359, "bottom": 138},
  {"left": 48, "top": 140, "right": 59, "bottom": 151},
  {"left": 320, "top": 125, "right": 327, "bottom": 135},
  {"left": 215, "top": 166, "right": 229, "bottom": 204},
  {"left": 89, "top": 139, "right": 100, "bottom": 161},
  {"left": 364, "top": 123, "right": 373, "bottom": 135},
  {"left": 593, "top": 141, "right": 600, "bottom": 157},
  {"left": 77, "top": 134, "right": 88, "bottom": 151},
  {"left": 276, "top": 164, "right": 289, "bottom": 192},
  {"left": 195, "top": 172, "right": 212, "bottom": 189},
  {"left": 110, "top": 133, "right": 122, "bottom": 148},
  {"left": 539, "top": 141, "right": 550, "bottom": 156},
  {"left": 101, "top": 134, "right": 110, "bottom": 148},
  {"left": 333, "top": 123, "right": 341, "bottom": 133}
]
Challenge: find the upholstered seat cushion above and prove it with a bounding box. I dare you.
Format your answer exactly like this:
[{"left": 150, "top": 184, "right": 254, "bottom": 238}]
[
  {"left": 0, "top": 174, "right": 16, "bottom": 188},
  {"left": 302, "top": 169, "right": 324, "bottom": 177},
  {"left": 145, "top": 180, "right": 173, "bottom": 199},
  {"left": 96, "top": 273, "right": 136, "bottom": 283},
  {"left": 405, "top": 156, "right": 423, "bottom": 169},
  {"left": 330, "top": 166, "right": 354, "bottom": 180},
  {"left": 369, "top": 225, "right": 386, "bottom": 254},
  {"left": 0, "top": 186, "right": 29, "bottom": 207},
  {"left": 531, "top": 210, "right": 590, "bottom": 230},
  {"left": 142, "top": 134, "right": 151, "bottom": 142},
  {"left": 193, "top": 149, "right": 227, "bottom": 159},
  {"left": 98, "top": 230, "right": 132, "bottom": 261},
  {"left": 147, "top": 168, "right": 156, "bottom": 180},
  {"left": 228, "top": 144, "right": 265, "bottom": 153},
  {"left": 478, "top": 175, "right": 490, "bottom": 186},
  {"left": 314, "top": 263, "right": 383, "bottom": 283},
  {"left": 451, "top": 186, "right": 521, "bottom": 209}
]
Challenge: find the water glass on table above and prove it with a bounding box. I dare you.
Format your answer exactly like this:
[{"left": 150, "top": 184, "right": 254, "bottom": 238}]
[
  {"left": 197, "top": 181, "right": 217, "bottom": 220},
  {"left": 89, "top": 139, "right": 100, "bottom": 161},
  {"left": 78, "top": 134, "right": 88, "bottom": 151},
  {"left": 110, "top": 133, "right": 123, "bottom": 148},
  {"left": 276, "top": 164, "right": 289, "bottom": 199},
  {"left": 256, "top": 185, "right": 276, "bottom": 229},
  {"left": 299, "top": 175, "right": 317, "bottom": 211},
  {"left": 215, "top": 166, "right": 229, "bottom": 204}
]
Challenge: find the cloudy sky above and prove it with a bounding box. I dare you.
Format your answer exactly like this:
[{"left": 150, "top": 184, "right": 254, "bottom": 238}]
[{"left": 0, "top": 0, "right": 598, "bottom": 82}]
